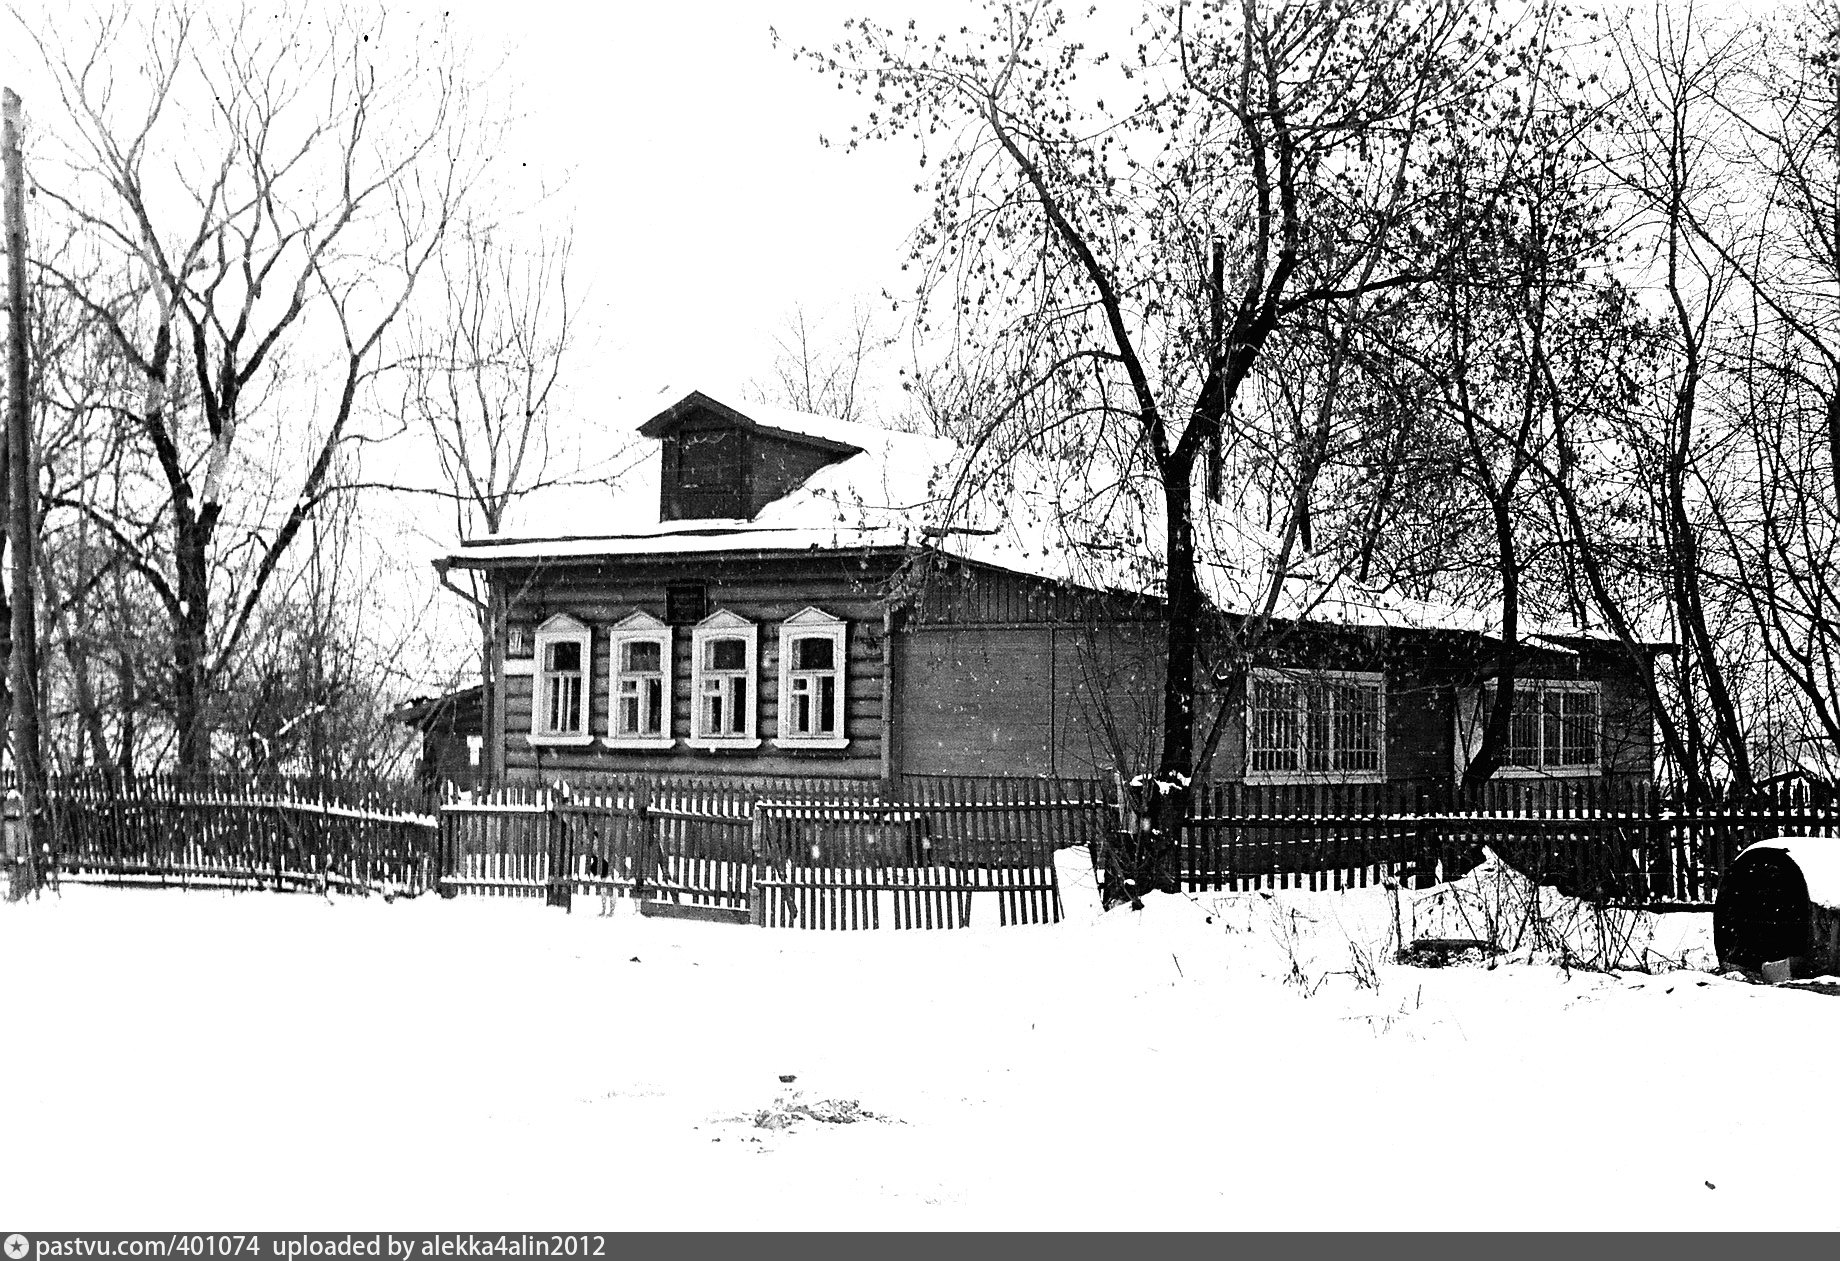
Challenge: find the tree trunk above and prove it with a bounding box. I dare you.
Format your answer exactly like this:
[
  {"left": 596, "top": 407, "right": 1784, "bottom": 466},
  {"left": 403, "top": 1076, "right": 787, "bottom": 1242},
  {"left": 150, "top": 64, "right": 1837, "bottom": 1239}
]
[
  {"left": 113, "top": 562, "right": 138, "bottom": 780},
  {"left": 1827, "top": 382, "right": 1840, "bottom": 509},
  {"left": 43, "top": 556, "right": 113, "bottom": 777},
  {"left": 1162, "top": 471, "right": 1200, "bottom": 780},
  {"left": 173, "top": 522, "right": 212, "bottom": 774},
  {"left": 1104, "top": 464, "right": 1200, "bottom": 907},
  {"left": 1463, "top": 496, "right": 1521, "bottom": 795},
  {"left": 4, "top": 85, "right": 46, "bottom": 899}
]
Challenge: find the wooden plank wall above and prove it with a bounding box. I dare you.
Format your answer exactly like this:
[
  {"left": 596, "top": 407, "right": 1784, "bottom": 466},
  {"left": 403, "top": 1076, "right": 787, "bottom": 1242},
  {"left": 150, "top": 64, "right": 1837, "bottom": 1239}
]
[{"left": 497, "top": 555, "right": 901, "bottom": 782}]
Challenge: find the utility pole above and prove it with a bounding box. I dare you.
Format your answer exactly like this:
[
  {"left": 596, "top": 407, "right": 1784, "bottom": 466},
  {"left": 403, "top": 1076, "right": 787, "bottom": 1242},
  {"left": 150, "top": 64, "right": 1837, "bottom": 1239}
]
[{"left": 4, "top": 86, "right": 46, "bottom": 900}]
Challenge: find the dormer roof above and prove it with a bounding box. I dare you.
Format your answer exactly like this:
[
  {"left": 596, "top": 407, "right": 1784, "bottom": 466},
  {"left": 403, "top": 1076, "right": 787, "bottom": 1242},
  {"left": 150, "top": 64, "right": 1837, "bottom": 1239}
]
[{"left": 637, "top": 389, "right": 865, "bottom": 457}]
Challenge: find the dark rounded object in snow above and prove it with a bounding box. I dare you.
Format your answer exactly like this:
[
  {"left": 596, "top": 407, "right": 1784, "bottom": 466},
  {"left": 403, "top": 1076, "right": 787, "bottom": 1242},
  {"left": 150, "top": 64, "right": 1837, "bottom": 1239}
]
[
  {"left": 1715, "top": 845, "right": 1811, "bottom": 973},
  {"left": 778, "top": 1074, "right": 797, "bottom": 1084}
]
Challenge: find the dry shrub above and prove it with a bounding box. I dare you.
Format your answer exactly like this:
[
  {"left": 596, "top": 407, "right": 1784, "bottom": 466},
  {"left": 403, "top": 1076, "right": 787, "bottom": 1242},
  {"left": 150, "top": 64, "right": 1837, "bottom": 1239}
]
[{"left": 1411, "top": 849, "right": 1692, "bottom": 974}]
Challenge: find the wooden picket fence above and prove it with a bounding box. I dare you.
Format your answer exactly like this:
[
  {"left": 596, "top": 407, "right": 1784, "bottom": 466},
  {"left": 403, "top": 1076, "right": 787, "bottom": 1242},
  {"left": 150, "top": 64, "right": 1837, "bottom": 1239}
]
[
  {"left": 1177, "top": 777, "right": 1840, "bottom": 903},
  {"left": 438, "top": 776, "right": 1102, "bottom": 928},
  {"left": 43, "top": 774, "right": 440, "bottom": 895},
  {"left": 750, "top": 775, "right": 1103, "bottom": 929},
  {"left": 31, "top": 770, "right": 1839, "bottom": 917}
]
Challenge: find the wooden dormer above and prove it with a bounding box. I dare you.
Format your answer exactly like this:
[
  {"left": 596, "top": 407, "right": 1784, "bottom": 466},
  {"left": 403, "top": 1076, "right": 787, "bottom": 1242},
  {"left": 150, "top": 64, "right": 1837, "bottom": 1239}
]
[{"left": 639, "top": 391, "right": 862, "bottom": 522}]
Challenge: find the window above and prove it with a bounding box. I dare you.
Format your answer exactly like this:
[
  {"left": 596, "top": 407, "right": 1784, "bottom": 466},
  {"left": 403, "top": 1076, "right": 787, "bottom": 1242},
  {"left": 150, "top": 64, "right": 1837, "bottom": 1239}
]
[
  {"left": 605, "top": 611, "right": 675, "bottom": 749},
  {"left": 775, "top": 607, "right": 849, "bottom": 749},
  {"left": 1246, "top": 669, "right": 1384, "bottom": 782},
  {"left": 670, "top": 428, "right": 747, "bottom": 519},
  {"left": 688, "top": 610, "right": 760, "bottom": 749},
  {"left": 1491, "top": 680, "right": 1600, "bottom": 773},
  {"left": 529, "top": 614, "right": 593, "bottom": 746}
]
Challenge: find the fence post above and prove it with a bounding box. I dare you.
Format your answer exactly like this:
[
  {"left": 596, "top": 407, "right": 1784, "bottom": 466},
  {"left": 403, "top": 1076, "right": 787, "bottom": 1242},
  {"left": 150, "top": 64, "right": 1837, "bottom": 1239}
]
[
  {"left": 748, "top": 805, "right": 766, "bottom": 927},
  {"left": 546, "top": 783, "right": 574, "bottom": 911},
  {"left": 436, "top": 789, "right": 455, "bottom": 898},
  {"left": 271, "top": 799, "right": 285, "bottom": 893},
  {"left": 1410, "top": 783, "right": 1435, "bottom": 889},
  {"left": 1642, "top": 782, "right": 1666, "bottom": 902},
  {"left": 633, "top": 779, "right": 651, "bottom": 905}
]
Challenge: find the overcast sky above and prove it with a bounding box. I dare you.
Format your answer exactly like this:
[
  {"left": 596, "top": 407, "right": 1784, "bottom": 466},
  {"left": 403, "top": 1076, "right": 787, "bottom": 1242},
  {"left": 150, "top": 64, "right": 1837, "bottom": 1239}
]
[
  {"left": 0, "top": 0, "right": 948, "bottom": 682},
  {"left": 0, "top": 0, "right": 938, "bottom": 409},
  {"left": 432, "top": 0, "right": 935, "bottom": 416}
]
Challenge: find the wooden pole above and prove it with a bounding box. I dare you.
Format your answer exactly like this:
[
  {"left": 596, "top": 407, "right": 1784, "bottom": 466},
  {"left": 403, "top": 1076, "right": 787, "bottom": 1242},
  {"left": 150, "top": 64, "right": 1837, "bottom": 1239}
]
[{"left": 3, "top": 86, "right": 45, "bottom": 900}]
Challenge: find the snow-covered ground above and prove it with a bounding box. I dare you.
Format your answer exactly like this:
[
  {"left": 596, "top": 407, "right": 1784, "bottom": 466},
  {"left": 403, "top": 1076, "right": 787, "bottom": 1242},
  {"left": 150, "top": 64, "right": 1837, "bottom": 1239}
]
[{"left": 4, "top": 867, "right": 1837, "bottom": 1230}]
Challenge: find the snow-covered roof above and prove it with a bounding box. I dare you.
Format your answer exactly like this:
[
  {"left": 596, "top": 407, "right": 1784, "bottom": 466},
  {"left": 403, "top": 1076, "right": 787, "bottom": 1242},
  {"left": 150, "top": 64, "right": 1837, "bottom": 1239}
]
[
  {"left": 634, "top": 385, "right": 914, "bottom": 454},
  {"left": 1736, "top": 839, "right": 1840, "bottom": 911},
  {"left": 461, "top": 385, "right": 949, "bottom": 555},
  {"left": 445, "top": 387, "right": 1625, "bottom": 642},
  {"left": 918, "top": 466, "right": 1619, "bottom": 641}
]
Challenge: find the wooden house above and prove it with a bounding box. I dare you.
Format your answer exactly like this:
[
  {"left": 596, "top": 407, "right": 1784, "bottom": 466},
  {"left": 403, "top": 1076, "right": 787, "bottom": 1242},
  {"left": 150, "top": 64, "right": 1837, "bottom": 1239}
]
[
  {"left": 440, "top": 388, "right": 1662, "bottom": 793},
  {"left": 389, "top": 685, "right": 486, "bottom": 791}
]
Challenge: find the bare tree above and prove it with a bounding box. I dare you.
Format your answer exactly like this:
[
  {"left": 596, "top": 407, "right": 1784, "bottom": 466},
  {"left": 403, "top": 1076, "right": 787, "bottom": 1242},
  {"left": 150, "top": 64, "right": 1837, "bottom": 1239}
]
[
  {"left": 806, "top": 0, "right": 1563, "bottom": 894},
  {"left": 753, "top": 301, "right": 894, "bottom": 424},
  {"left": 19, "top": 0, "right": 504, "bottom": 771},
  {"left": 1369, "top": 94, "right": 1672, "bottom": 793},
  {"left": 218, "top": 481, "right": 425, "bottom": 781},
  {"left": 412, "top": 224, "right": 578, "bottom": 541},
  {"left": 405, "top": 221, "right": 579, "bottom": 788},
  {"left": 1584, "top": 0, "right": 1840, "bottom": 789}
]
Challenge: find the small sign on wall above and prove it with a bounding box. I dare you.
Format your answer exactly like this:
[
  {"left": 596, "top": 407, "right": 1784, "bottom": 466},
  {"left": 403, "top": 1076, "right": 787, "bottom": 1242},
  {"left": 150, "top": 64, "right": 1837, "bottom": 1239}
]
[
  {"left": 507, "top": 625, "right": 533, "bottom": 658},
  {"left": 666, "top": 583, "right": 707, "bottom": 624}
]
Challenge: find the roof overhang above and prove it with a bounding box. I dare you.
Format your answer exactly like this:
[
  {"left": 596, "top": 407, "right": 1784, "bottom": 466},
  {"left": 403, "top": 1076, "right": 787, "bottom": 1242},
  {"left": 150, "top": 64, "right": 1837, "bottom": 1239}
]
[
  {"left": 1529, "top": 631, "right": 1677, "bottom": 655},
  {"left": 390, "top": 684, "right": 485, "bottom": 730},
  {"left": 636, "top": 389, "right": 863, "bottom": 456},
  {"left": 444, "top": 536, "right": 914, "bottom": 570}
]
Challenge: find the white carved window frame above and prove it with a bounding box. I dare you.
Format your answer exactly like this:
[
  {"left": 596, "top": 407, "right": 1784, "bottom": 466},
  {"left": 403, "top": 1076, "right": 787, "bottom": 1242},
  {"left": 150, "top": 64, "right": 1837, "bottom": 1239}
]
[
  {"left": 687, "top": 609, "right": 761, "bottom": 750},
  {"left": 773, "top": 606, "right": 849, "bottom": 750},
  {"left": 604, "top": 610, "right": 675, "bottom": 750},
  {"left": 527, "top": 613, "right": 594, "bottom": 747},
  {"left": 1243, "top": 667, "right": 1386, "bottom": 784}
]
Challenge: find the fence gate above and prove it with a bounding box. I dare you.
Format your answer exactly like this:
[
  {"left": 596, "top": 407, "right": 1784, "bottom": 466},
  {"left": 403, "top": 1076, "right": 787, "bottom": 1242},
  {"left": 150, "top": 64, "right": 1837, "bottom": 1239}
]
[
  {"left": 556, "top": 785, "right": 754, "bottom": 923},
  {"left": 440, "top": 784, "right": 755, "bottom": 921}
]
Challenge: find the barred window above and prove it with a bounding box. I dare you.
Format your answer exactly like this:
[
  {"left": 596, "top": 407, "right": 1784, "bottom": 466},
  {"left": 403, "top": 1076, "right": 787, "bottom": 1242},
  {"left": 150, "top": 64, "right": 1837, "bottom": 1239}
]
[
  {"left": 1247, "top": 670, "right": 1384, "bottom": 781},
  {"left": 1492, "top": 681, "right": 1599, "bottom": 771}
]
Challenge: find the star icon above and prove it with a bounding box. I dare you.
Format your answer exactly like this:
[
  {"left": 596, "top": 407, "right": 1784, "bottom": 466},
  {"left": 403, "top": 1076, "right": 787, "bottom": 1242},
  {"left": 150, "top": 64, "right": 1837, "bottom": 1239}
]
[{"left": 4, "top": 1234, "right": 29, "bottom": 1261}]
